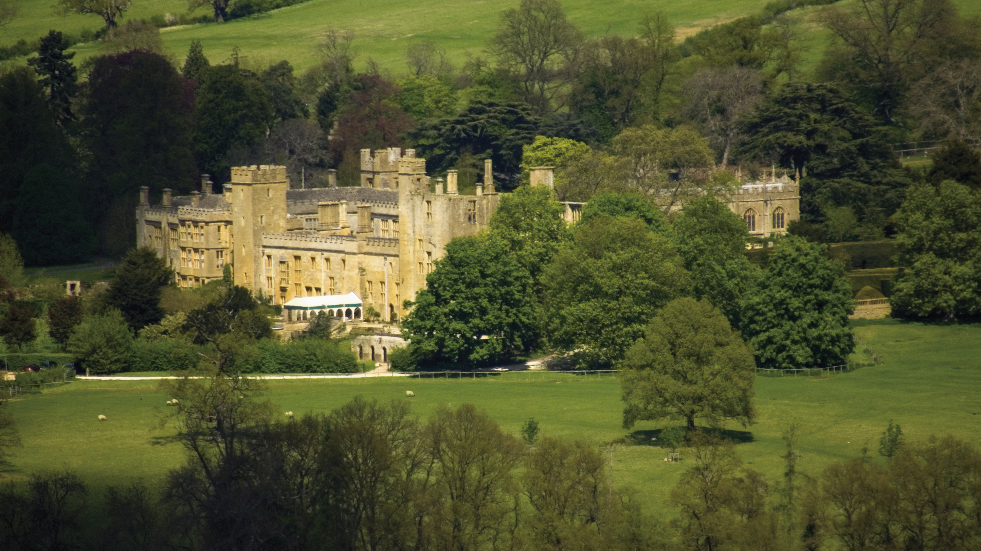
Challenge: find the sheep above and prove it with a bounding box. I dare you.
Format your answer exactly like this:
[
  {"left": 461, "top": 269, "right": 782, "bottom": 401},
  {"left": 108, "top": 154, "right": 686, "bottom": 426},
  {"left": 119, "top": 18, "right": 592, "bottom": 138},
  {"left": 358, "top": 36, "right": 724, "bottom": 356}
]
[
  {"left": 405, "top": 391, "right": 414, "bottom": 397},
  {"left": 98, "top": 415, "right": 107, "bottom": 421},
  {"left": 171, "top": 399, "right": 179, "bottom": 405},
  {"left": 285, "top": 411, "right": 294, "bottom": 418}
]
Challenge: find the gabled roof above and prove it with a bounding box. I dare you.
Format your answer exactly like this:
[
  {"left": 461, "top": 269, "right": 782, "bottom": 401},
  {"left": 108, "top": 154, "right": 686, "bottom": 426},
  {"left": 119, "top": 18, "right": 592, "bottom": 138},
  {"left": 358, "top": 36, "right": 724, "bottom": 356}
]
[{"left": 283, "top": 292, "right": 362, "bottom": 310}]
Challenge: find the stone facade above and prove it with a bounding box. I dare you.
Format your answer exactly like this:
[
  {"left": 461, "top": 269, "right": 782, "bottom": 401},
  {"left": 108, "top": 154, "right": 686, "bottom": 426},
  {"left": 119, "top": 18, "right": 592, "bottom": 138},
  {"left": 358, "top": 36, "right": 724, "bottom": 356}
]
[{"left": 136, "top": 149, "right": 798, "bottom": 323}]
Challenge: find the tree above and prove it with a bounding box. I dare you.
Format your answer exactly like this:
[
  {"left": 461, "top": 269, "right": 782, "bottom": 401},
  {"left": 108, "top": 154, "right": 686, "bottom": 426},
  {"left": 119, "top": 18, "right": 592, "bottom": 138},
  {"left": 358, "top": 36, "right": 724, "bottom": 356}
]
[
  {"left": 188, "top": 0, "right": 231, "bottom": 23},
  {"left": 424, "top": 403, "right": 524, "bottom": 550},
  {"left": 0, "top": 68, "right": 78, "bottom": 242},
  {"left": 741, "top": 236, "right": 855, "bottom": 369},
  {"left": 12, "top": 163, "right": 94, "bottom": 265},
  {"left": 909, "top": 58, "right": 981, "bottom": 143},
  {"left": 0, "top": 233, "right": 24, "bottom": 288},
  {"left": 57, "top": 0, "right": 131, "bottom": 32},
  {"left": 105, "top": 247, "right": 174, "bottom": 331},
  {"left": 260, "top": 60, "right": 305, "bottom": 123},
  {"left": 621, "top": 298, "right": 756, "bottom": 431},
  {"left": 405, "top": 39, "right": 454, "bottom": 78},
  {"left": 48, "top": 294, "right": 84, "bottom": 347},
  {"left": 819, "top": 0, "right": 973, "bottom": 124},
  {"left": 687, "top": 16, "right": 778, "bottom": 70},
  {"left": 0, "top": 303, "right": 36, "bottom": 350},
  {"left": 682, "top": 66, "right": 764, "bottom": 167},
  {"left": 27, "top": 30, "right": 78, "bottom": 126},
  {"left": 395, "top": 74, "right": 457, "bottom": 120},
  {"left": 67, "top": 310, "right": 134, "bottom": 374},
  {"left": 520, "top": 135, "right": 591, "bottom": 187},
  {"left": 739, "top": 82, "right": 910, "bottom": 230},
  {"left": 927, "top": 138, "right": 981, "bottom": 190},
  {"left": 579, "top": 190, "right": 670, "bottom": 234},
  {"left": 182, "top": 40, "right": 211, "bottom": 83},
  {"left": 489, "top": 0, "right": 583, "bottom": 114},
  {"left": 103, "top": 20, "right": 165, "bottom": 55},
  {"left": 194, "top": 64, "right": 273, "bottom": 180},
  {"left": 83, "top": 51, "right": 197, "bottom": 257},
  {"left": 402, "top": 234, "right": 536, "bottom": 367},
  {"left": 890, "top": 180, "right": 981, "bottom": 320},
  {"left": 411, "top": 99, "right": 540, "bottom": 190},
  {"left": 545, "top": 216, "right": 689, "bottom": 367},
  {"left": 607, "top": 124, "right": 715, "bottom": 214},
  {"left": 672, "top": 197, "right": 762, "bottom": 330}
]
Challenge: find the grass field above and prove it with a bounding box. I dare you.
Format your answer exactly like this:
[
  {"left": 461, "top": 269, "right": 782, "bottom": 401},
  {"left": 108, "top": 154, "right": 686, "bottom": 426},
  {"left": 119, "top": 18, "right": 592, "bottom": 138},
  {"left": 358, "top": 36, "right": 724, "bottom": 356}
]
[
  {"left": 5, "top": 0, "right": 978, "bottom": 78},
  {"left": 3, "top": 318, "right": 979, "bottom": 516}
]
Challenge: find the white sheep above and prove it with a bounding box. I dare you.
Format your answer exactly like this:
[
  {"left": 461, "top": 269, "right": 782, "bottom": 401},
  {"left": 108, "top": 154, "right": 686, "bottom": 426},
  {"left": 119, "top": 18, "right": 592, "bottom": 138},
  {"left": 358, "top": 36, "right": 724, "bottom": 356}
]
[
  {"left": 405, "top": 391, "right": 414, "bottom": 397},
  {"left": 285, "top": 411, "right": 294, "bottom": 418},
  {"left": 98, "top": 415, "right": 107, "bottom": 421},
  {"left": 171, "top": 399, "right": 179, "bottom": 405}
]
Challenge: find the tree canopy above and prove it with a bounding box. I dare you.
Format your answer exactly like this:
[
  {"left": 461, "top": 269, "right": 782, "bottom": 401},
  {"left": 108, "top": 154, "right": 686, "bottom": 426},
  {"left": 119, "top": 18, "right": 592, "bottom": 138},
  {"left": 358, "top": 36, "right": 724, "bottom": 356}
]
[
  {"left": 741, "top": 236, "right": 855, "bottom": 369},
  {"left": 545, "top": 216, "right": 689, "bottom": 368},
  {"left": 402, "top": 234, "right": 536, "bottom": 368},
  {"left": 621, "top": 297, "right": 756, "bottom": 431},
  {"left": 105, "top": 247, "right": 174, "bottom": 332}
]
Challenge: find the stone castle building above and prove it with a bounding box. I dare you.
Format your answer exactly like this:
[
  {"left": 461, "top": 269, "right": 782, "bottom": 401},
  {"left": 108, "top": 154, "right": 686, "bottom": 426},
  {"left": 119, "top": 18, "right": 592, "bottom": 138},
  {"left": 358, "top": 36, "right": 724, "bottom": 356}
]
[{"left": 136, "top": 148, "right": 798, "bottom": 323}]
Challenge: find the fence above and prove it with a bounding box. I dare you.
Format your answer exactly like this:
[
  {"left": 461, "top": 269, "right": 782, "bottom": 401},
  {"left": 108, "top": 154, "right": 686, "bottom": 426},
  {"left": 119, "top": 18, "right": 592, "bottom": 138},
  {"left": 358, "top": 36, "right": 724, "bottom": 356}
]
[
  {"left": 401, "top": 370, "right": 618, "bottom": 381},
  {"left": 893, "top": 139, "right": 980, "bottom": 159},
  {"left": 754, "top": 338, "right": 883, "bottom": 377}
]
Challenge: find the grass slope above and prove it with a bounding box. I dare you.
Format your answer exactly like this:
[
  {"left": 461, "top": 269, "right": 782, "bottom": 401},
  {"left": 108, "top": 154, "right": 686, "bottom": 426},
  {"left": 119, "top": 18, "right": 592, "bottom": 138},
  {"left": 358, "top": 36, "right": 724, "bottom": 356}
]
[{"left": 3, "top": 319, "right": 979, "bottom": 515}]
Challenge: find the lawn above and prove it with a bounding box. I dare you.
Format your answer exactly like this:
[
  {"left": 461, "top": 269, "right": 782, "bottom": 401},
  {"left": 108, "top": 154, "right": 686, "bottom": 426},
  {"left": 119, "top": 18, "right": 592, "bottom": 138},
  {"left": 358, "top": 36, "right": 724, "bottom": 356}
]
[{"left": 3, "top": 319, "right": 980, "bottom": 516}]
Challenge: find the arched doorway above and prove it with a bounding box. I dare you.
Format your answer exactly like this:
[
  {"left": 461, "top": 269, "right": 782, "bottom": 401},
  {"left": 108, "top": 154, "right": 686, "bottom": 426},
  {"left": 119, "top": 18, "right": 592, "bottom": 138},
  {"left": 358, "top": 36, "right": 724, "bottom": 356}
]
[
  {"left": 370, "top": 346, "right": 376, "bottom": 361},
  {"left": 382, "top": 347, "right": 387, "bottom": 362},
  {"left": 358, "top": 345, "right": 363, "bottom": 360}
]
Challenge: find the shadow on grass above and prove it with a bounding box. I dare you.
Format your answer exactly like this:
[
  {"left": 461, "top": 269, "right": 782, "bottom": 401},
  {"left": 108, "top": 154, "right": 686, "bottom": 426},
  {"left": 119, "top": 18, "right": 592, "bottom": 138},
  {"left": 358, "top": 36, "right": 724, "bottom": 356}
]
[
  {"left": 149, "top": 434, "right": 182, "bottom": 447},
  {"left": 626, "top": 427, "right": 755, "bottom": 447}
]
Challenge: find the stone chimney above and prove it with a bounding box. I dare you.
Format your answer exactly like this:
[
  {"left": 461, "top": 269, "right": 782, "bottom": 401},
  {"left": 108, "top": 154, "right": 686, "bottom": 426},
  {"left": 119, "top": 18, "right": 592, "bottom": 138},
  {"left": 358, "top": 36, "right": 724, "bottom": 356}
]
[
  {"left": 190, "top": 191, "right": 200, "bottom": 207},
  {"left": 435, "top": 177, "right": 444, "bottom": 195},
  {"left": 446, "top": 170, "right": 458, "bottom": 195},
  {"left": 328, "top": 169, "right": 337, "bottom": 188},
  {"left": 139, "top": 186, "right": 149, "bottom": 206},
  {"left": 530, "top": 167, "right": 554, "bottom": 189},
  {"left": 162, "top": 188, "right": 172, "bottom": 207},
  {"left": 357, "top": 204, "right": 372, "bottom": 233},
  {"left": 484, "top": 159, "right": 494, "bottom": 194},
  {"left": 223, "top": 183, "right": 232, "bottom": 201},
  {"left": 200, "top": 174, "right": 212, "bottom": 195},
  {"left": 476, "top": 184, "right": 483, "bottom": 196}
]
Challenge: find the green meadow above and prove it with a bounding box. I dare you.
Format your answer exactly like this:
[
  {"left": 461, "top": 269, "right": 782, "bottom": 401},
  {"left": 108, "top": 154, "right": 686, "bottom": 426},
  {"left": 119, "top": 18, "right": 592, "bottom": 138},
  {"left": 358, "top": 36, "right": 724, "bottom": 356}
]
[
  {"left": 3, "top": 318, "right": 980, "bottom": 515},
  {"left": 4, "top": 0, "right": 977, "bottom": 76}
]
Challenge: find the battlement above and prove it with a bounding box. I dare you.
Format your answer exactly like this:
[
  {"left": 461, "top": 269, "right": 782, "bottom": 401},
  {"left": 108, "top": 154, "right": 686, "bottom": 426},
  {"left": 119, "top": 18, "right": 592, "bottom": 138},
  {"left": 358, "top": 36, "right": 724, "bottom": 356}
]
[
  {"left": 735, "top": 183, "right": 798, "bottom": 196},
  {"left": 262, "top": 232, "right": 354, "bottom": 248},
  {"left": 231, "top": 165, "right": 287, "bottom": 184}
]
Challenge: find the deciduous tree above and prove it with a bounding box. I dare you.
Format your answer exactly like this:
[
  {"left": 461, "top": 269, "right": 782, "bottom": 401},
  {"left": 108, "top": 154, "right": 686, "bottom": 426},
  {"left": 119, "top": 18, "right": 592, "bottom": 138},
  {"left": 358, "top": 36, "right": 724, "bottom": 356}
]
[
  {"left": 682, "top": 66, "right": 763, "bottom": 167},
  {"left": 57, "top": 0, "right": 131, "bottom": 32},
  {"left": 741, "top": 236, "right": 855, "bottom": 369},
  {"left": 545, "top": 216, "right": 689, "bottom": 368},
  {"left": 621, "top": 298, "right": 756, "bottom": 431},
  {"left": 402, "top": 234, "right": 536, "bottom": 368},
  {"left": 67, "top": 309, "right": 134, "bottom": 374},
  {"left": 0, "top": 303, "right": 36, "bottom": 350},
  {"left": 48, "top": 294, "right": 84, "bottom": 347}
]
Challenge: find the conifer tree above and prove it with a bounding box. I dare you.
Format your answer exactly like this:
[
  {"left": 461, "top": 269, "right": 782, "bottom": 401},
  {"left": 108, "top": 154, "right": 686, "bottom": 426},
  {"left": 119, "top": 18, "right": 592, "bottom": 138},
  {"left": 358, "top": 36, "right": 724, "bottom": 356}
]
[{"left": 28, "top": 30, "right": 78, "bottom": 125}]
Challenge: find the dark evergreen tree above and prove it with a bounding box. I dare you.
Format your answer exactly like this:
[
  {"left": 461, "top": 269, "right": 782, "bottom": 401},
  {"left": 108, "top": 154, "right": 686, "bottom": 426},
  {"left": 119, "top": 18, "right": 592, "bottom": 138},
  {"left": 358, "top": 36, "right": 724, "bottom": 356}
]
[
  {"left": 83, "top": 51, "right": 198, "bottom": 257},
  {"left": 181, "top": 39, "right": 210, "bottom": 83},
  {"left": 48, "top": 294, "right": 84, "bottom": 347},
  {"left": 260, "top": 60, "right": 305, "bottom": 123},
  {"left": 194, "top": 64, "right": 273, "bottom": 181},
  {"left": 928, "top": 138, "right": 981, "bottom": 190},
  {"left": 12, "top": 164, "right": 93, "bottom": 265},
  {"left": 105, "top": 247, "right": 174, "bottom": 331},
  {"left": 410, "top": 99, "right": 540, "bottom": 190},
  {"left": 27, "top": 30, "right": 78, "bottom": 126}
]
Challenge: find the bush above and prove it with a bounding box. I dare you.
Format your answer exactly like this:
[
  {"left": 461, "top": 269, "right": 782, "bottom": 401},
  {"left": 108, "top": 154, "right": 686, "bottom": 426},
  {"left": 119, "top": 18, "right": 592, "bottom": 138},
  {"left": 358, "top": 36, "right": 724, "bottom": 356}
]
[
  {"left": 388, "top": 346, "right": 420, "bottom": 372},
  {"left": 132, "top": 339, "right": 202, "bottom": 372},
  {"left": 239, "top": 339, "right": 358, "bottom": 374}
]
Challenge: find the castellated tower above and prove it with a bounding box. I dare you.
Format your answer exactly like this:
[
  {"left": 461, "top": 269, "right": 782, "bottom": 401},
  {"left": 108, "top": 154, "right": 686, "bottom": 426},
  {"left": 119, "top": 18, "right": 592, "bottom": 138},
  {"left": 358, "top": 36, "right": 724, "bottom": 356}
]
[{"left": 229, "top": 165, "right": 288, "bottom": 291}]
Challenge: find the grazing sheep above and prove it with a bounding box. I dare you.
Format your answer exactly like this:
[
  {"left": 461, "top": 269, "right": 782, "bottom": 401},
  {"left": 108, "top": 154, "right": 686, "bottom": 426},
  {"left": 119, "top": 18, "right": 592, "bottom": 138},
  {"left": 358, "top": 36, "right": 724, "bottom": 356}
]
[
  {"left": 171, "top": 399, "right": 179, "bottom": 405},
  {"left": 98, "top": 415, "right": 107, "bottom": 421},
  {"left": 285, "top": 411, "right": 294, "bottom": 418},
  {"left": 405, "top": 391, "right": 414, "bottom": 397}
]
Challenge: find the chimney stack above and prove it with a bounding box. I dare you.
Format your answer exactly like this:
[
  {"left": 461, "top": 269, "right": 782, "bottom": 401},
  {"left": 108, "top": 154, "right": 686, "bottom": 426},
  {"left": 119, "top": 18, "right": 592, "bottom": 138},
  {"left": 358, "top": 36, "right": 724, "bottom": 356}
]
[
  {"left": 190, "top": 191, "right": 200, "bottom": 207},
  {"left": 139, "top": 186, "right": 149, "bottom": 206},
  {"left": 201, "top": 174, "right": 212, "bottom": 195},
  {"left": 435, "top": 177, "right": 444, "bottom": 195},
  {"left": 446, "top": 170, "right": 458, "bottom": 195},
  {"left": 484, "top": 159, "right": 494, "bottom": 194},
  {"left": 328, "top": 169, "right": 338, "bottom": 188},
  {"left": 162, "top": 188, "right": 172, "bottom": 207},
  {"left": 223, "top": 183, "right": 232, "bottom": 201}
]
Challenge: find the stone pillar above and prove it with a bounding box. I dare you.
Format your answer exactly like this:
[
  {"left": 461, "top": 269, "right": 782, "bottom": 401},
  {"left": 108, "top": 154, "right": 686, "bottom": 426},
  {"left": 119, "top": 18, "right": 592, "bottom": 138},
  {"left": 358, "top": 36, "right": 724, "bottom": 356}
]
[
  {"left": 446, "top": 170, "right": 458, "bottom": 195},
  {"left": 484, "top": 159, "right": 494, "bottom": 194},
  {"left": 162, "top": 188, "right": 172, "bottom": 207}
]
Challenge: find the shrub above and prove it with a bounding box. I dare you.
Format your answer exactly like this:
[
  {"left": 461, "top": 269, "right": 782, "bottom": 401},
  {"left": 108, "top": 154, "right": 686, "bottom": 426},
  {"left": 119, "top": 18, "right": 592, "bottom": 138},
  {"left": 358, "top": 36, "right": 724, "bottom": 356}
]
[
  {"left": 132, "top": 339, "right": 201, "bottom": 372},
  {"left": 241, "top": 339, "right": 358, "bottom": 374}
]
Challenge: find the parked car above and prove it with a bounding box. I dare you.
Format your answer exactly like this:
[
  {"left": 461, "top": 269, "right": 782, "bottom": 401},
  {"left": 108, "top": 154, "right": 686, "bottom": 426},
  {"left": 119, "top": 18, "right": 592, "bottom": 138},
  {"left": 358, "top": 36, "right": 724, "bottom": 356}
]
[
  {"left": 22, "top": 364, "right": 40, "bottom": 372},
  {"left": 39, "top": 360, "right": 57, "bottom": 369}
]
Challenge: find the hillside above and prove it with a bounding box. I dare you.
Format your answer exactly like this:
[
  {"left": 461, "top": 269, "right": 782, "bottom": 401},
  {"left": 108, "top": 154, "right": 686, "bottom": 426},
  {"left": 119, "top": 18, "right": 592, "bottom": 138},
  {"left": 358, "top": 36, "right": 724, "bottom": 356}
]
[{"left": 0, "top": 0, "right": 828, "bottom": 74}]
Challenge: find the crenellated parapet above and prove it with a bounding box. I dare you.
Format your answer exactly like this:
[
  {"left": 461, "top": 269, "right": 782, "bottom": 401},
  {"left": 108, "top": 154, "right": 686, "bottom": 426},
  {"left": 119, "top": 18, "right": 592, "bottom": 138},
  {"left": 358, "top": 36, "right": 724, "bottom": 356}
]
[
  {"left": 262, "top": 232, "right": 354, "bottom": 248},
  {"left": 231, "top": 165, "right": 288, "bottom": 184}
]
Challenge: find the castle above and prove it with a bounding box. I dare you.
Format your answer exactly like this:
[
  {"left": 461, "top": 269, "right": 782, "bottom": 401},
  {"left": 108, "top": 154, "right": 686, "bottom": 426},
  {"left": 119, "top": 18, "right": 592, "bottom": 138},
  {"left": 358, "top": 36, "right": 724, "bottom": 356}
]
[{"left": 135, "top": 148, "right": 799, "bottom": 323}]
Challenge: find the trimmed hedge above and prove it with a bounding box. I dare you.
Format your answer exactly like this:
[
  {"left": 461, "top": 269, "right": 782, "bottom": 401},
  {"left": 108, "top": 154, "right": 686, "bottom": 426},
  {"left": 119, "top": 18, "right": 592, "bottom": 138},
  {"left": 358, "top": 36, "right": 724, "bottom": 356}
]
[
  {"left": 132, "top": 340, "right": 203, "bottom": 372},
  {"left": 240, "top": 339, "right": 358, "bottom": 374},
  {"left": 0, "top": 353, "right": 73, "bottom": 370},
  {"left": 829, "top": 240, "right": 897, "bottom": 270}
]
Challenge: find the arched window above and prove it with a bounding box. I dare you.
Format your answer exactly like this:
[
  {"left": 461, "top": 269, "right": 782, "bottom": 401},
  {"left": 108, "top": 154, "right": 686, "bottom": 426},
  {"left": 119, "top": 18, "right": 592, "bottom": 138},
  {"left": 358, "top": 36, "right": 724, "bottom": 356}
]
[
  {"left": 345, "top": 308, "right": 353, "bottom": 319},
  {"left": 744, "top": 209, "right": 757, "bottom": 232},
  {"left": 358, "top": 345, "right": 363, "bottom": 360},
  {"left": 370, "top": 346, "right": 376, "bottom": 361},
  {"left": 772, "top": 207, "right": 786, "bottom": 230}
]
